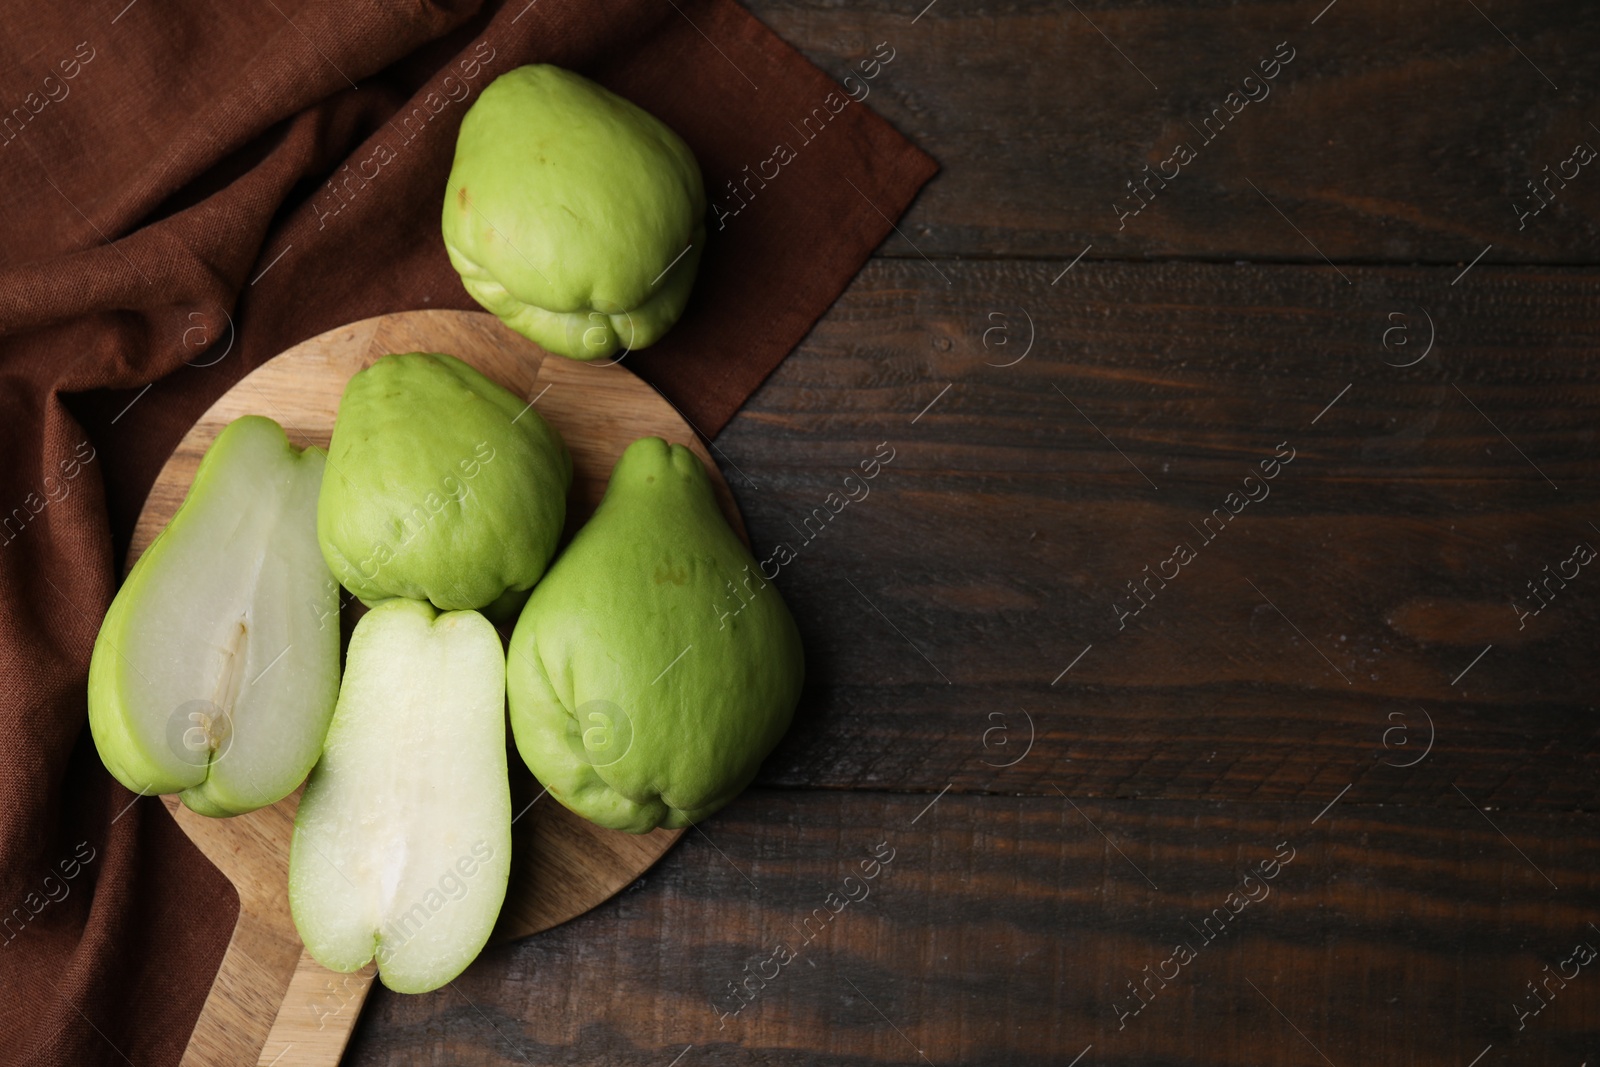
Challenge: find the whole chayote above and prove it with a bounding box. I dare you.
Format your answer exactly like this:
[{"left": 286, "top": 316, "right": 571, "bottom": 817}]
[
  {"left": 317, "top": 351, "right": 571, "bottom": 616},
  {"left": 507, "top": 437, "right": 804, "bottom": 832},
  {"left": 442, "top": 64, "right": 707, "bottom": 361}
]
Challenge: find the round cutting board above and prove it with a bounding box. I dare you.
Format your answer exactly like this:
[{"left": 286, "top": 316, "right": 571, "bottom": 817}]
[{"left": 131, "top": 309, "right": 732, "bottom": 1067}]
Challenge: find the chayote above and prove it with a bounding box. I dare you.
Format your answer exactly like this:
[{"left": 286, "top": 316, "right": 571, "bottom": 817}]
[
  {"left": 442, "top": 64, "right": 707, "bottom": 361},
  {"left": 317, "top": 351, "right": 570, "bottom": 615}
]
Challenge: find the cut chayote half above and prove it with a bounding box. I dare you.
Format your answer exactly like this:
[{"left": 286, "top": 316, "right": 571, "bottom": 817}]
[{"left": 88, "top": 415, "right": 339, "bottom": 817}]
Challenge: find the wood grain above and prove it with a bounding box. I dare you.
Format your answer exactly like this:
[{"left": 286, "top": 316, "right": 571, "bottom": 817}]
[
  {"left": 153, "top": 4, "right": 1600, "bottom": 1063},
  {"left": 161, "top": 793, "right": 309, "bottom": 1067},
  {"left": 345, "top": 789, "right": 1600, "bottom": 1066},
  {"left": 713, "top": 259, "right": 1600, "bottom": 811},
  {"left": 131, "top": 310, "right": 742, "bottom": 1066},
  {"left": 746, "top": 0, "right": 1600, "bottom": 263},
  {"left": 337, "top": 261, "right": 1600, "bottom": 1066}
]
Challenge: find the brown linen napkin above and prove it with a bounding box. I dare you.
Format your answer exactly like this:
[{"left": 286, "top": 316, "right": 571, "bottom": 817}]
[{"left": 0, "top": 1, "right": 936, "bottom": 1063}]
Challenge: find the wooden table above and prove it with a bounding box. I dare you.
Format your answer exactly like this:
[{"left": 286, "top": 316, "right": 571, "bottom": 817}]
[{"left": 347, "top": 2, "right": 1600, "bottom": 1063}]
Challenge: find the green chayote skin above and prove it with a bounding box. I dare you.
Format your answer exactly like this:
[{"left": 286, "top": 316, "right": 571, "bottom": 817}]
[
  {"left": 507, "top": 437, "right": 804, "bottom": 832},
  {"left": 442, "top": 64, "right": 707, "bottom": 361},
  {"left": 317, "top": 352, "right": 571, "bottom": 614}
]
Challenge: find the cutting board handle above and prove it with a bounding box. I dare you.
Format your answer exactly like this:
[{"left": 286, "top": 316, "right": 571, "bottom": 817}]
[{"left": 255, "top": 949, "right": 375, "bottom": 1066}]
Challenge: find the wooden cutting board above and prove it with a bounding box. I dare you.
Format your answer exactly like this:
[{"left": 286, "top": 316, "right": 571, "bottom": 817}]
[{"left": 129, "top": 309, "right": 745, "bottom": 1067}]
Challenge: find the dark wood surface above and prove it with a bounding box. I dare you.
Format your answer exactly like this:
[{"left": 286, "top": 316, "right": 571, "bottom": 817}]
[
  {"left": 347, "top": 2, "right": 1600, "bottom": 1064},
  {"left": 757, "top": 0, "right": 1600, "bottom": 264}
]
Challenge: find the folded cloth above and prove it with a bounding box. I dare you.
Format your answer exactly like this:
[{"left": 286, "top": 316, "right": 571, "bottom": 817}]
[{"left": 0, "top": 0, "right": 935, "bottom": 1062}]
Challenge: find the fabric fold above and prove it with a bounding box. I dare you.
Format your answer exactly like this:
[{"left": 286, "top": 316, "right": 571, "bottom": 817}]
[{"left": 0, "top": 1, "right": 935, "bottom": 1063}]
